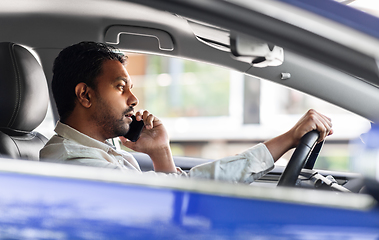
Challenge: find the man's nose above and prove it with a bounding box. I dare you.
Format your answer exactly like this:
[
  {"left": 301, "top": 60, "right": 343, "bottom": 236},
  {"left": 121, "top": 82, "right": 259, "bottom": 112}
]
[{"left": 127, "top": 91, "right": 139, "bottom": 107}]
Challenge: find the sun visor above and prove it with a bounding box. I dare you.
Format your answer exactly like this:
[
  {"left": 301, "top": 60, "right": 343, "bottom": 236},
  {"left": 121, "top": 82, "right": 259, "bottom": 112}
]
[
  {"left": 230, "top": 32, "right": 284, "bottom": 67},
  {"left": 105, "top": 25, "right": 174, "bottom": 52}
]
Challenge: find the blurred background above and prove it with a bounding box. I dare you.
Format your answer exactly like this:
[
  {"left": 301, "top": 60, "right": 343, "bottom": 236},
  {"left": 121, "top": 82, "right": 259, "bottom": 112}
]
[{"left": 123, "top": 53, "right": 370, "bottom": 173}]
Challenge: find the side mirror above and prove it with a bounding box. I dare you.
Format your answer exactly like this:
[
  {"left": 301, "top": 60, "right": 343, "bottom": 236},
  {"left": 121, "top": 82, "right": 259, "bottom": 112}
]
[{"left": 230, "top": 32, "right": 284, "bottom": 67}]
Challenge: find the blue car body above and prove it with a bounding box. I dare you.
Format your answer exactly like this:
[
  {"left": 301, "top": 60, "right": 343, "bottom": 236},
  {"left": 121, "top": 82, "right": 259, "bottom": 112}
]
[{"left": 0, "top": 159, "right": 378, "bottom": 239}]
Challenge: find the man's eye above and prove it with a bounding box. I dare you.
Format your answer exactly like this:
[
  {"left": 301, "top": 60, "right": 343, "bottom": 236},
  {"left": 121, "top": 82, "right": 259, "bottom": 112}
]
[{"left": 118, "top": 85, "right": 125, "bottom": 91}]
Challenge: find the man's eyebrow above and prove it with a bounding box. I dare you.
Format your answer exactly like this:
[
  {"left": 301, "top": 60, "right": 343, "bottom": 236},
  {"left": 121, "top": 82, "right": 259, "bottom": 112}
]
[{"left": 115, "top": 77, "right": 129, "bottom": 83}]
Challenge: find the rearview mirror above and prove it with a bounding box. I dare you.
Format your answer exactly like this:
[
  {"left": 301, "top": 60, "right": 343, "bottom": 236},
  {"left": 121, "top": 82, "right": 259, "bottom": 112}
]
[{"left": 230, "top": 32, "right": 283, "bottom": 67}]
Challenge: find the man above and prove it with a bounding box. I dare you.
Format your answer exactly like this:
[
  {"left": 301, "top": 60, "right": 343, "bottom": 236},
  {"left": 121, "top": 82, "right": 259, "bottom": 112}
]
[{"left": 40, "top": 42, "right": 333, "bottom": 183}]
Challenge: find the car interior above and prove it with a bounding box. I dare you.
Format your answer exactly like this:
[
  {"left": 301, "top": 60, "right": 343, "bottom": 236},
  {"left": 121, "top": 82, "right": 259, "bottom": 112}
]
[{"left": 0, "top": 1, "right": 378, "bottom": 199}]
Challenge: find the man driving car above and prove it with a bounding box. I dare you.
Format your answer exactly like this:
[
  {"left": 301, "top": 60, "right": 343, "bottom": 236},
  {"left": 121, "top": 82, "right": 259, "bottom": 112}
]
[{"left": 40, "top": 41, "right": 333, "bottom": 183}]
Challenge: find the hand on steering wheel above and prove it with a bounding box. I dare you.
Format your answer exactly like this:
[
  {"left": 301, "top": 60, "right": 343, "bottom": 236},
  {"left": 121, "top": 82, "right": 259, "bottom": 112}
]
[{"left": 277, "top": 130, "right": 322, "bottom": 187}]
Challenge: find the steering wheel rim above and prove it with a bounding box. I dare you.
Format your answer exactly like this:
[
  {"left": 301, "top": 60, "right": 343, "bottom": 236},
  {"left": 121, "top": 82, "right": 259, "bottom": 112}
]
[{"left": 277, "top": 130, "right": 320, "bottom": 187}]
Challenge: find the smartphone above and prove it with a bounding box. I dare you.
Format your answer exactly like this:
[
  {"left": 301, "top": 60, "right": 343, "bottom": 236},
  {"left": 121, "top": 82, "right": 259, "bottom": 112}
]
[{"left": 124, "top": 115, "right": 144, "bottom": 142}]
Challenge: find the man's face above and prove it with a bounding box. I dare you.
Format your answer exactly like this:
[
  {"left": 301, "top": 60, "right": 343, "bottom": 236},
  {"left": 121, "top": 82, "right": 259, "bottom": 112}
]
[{"left": 89, "top": 60, "right": 138, "bottom": 139}]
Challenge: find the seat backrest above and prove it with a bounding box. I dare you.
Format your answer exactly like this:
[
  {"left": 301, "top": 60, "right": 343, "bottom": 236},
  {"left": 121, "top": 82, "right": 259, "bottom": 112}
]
[{"left": 0, "top": 42, "right": 49, "bottom": 160}]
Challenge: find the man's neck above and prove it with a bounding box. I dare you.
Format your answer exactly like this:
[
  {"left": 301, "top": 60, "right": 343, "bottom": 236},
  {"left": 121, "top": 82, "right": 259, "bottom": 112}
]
[{"left": 63, "top": 114, "right": 108, "bottom": 143}]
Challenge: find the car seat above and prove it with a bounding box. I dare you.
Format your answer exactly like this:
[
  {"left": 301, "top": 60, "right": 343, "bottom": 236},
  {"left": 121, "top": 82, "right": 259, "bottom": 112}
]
[{"left": 0, "top": 42, "right": 49, "bottom": 160}]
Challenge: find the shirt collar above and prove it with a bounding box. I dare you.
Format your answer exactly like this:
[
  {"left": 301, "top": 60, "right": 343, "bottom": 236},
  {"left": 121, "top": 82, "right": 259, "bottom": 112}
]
[{"left": 54, "top": 121, "right": 115, "bottom": 152}]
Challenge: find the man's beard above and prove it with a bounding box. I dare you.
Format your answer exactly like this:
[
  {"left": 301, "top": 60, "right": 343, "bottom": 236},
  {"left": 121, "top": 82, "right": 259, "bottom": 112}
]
[{"left": 91, "top": 96, "right": 133, "bottom": 139}]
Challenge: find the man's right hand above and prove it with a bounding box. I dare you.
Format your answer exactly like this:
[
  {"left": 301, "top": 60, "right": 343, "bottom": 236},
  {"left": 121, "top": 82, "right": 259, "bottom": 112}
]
[{"left": 120, "top": 110, "right": 177, "bottom": 173}]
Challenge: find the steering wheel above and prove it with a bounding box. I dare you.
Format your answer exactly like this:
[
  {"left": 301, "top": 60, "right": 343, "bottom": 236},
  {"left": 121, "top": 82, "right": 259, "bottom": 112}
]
[{"left": 277, "top": 130, "right": 322, "bottom": 187}]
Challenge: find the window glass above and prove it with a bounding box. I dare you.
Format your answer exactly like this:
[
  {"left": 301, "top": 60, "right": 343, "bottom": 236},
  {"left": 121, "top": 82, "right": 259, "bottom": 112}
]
[
  {"left": 125, "top": 53, "right": 370, "bottom": 173},
  {"left": 131, "top": 55, "right": 230, "bottom": 118}
]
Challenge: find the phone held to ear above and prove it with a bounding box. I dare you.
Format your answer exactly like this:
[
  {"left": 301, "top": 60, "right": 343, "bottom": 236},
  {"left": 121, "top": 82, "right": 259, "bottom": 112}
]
[{"left": 124, "top": 115, "right": 144, "bottom": 142}]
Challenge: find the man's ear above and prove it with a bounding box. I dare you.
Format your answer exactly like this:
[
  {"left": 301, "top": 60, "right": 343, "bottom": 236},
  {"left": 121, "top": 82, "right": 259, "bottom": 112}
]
[{"left": 75, "top": 83, "right": 92, "bottom": 108}]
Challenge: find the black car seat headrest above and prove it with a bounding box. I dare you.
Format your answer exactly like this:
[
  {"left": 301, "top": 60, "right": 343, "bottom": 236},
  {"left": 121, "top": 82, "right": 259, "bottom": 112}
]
[
  {"left": 0, "top": 42, "right": 48, "bottom": 132},
  {"left": 0, "top": 42, "right": 49, "bottom": 160}
]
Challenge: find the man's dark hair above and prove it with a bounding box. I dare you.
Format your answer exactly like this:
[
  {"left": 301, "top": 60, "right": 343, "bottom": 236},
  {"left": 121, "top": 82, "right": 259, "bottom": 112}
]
[{"left": 52, "top": 41, "right": 127, "bottom": 122}]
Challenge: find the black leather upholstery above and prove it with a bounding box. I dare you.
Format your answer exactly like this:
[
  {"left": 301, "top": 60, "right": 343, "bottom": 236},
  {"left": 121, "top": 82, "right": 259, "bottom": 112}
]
[{"left": 0, "top": 42, "right": 49, "bottom": 160}]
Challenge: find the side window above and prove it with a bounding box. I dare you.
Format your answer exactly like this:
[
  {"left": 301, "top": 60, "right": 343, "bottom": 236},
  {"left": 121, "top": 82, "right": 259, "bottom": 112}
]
[
  {"left": 125, "top": 53, "right": 370, "bottom": 173},
  {"left": 129, "top": 55, "right": 231, "bottom": 118}
]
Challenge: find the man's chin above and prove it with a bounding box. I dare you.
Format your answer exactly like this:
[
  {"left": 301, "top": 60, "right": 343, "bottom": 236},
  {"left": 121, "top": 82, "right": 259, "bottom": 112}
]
[{"left": 117, "top": 126, "right": 129, "bottom": 137}]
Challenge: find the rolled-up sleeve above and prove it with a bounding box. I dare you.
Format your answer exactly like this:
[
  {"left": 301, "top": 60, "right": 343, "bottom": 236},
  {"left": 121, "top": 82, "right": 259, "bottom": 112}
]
[{"left": 188, "top": 143, "right": 274, "bottom": 183}]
